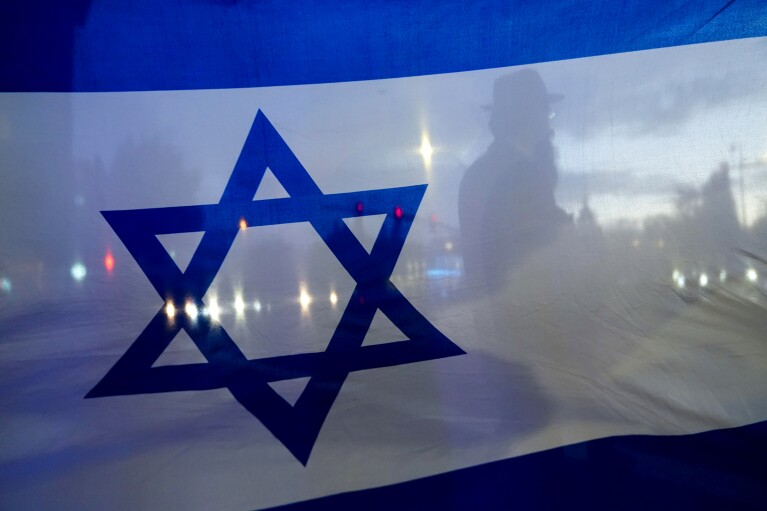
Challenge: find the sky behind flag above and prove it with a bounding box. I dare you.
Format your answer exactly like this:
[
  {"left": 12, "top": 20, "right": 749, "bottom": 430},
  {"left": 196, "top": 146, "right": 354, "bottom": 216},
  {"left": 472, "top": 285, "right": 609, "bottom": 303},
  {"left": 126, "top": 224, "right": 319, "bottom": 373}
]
[
  {"left": 2, "top": 1, "right": 767, "bottom": 510},
  {"left": 65, "top": 37, "right": 767, "bottom": 228}
]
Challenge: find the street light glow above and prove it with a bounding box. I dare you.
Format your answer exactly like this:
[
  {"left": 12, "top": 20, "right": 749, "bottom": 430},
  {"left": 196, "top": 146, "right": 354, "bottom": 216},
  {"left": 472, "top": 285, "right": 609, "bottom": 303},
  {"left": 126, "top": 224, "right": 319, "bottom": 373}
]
[{"left": 419, "top": 134, "right": 434, "bottom": 169}]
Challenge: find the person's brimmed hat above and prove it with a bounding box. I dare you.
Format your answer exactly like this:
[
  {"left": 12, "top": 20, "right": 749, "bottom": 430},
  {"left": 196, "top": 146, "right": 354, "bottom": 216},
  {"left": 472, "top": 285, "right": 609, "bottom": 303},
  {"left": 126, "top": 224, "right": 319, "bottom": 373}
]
[{"left": 483, "top": 69, "right": 563, "bottom": 114}]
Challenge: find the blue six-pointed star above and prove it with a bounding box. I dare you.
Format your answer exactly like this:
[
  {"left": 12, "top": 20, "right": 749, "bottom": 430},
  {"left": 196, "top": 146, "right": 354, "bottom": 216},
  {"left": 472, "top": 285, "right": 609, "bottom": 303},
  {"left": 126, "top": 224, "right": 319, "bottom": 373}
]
[{"left": 87, "top": 111, "right": 465, "bottom": 464}]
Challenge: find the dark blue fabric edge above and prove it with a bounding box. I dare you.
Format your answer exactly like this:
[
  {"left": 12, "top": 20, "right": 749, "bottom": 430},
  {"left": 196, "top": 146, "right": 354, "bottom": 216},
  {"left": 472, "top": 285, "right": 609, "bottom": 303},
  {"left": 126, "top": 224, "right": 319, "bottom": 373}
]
[
  {"left": 263, "top": 419, "right": 767, "bottom": 510},
  {"left": 1, "top": 0, "right": 766, "bottom": 92}
]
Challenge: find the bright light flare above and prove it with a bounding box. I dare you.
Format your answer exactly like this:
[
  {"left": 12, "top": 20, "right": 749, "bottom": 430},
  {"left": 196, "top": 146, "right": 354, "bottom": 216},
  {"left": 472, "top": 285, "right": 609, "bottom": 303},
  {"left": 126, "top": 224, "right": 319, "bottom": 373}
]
[
  {"left": 184, "top": 302, "right": 198, "bottom": 320},
  {"left": 329, "top": 291, "right": 338, "bottom": 306},
  {"left": 299, "top": 288, "right": 312, "bottom": 311},
  {"left": 104, "top": 252, "right": 115, "bottom": 273},
  {"left": 254, "top": 300, "right": 262, "bottom": 313},
  {"left": 207, "top": 297, "right": 221, "bottom": 321},
  {"left": 699, "top": 273, "right": 708, "bottom": 287},
  {"left": 234, "top": 295, "right": 246, "bottom": 315},
  {"left": 746, "top": 268, "right": 758, "bottom": 283},
  {"left": 419, "top": 134, "right": 434, "bottom": 169},
  {"left": 1, "top": 277, "right": 11, "bottom": 293},
  {"left": 165, "top": 302, "right": 176, "bottom": 319},
  {"left": 676, "top": 276, "right": 686, "bottom": 289},
  {"left": 70, "top": 262, "right": 87, "bottom": 282},
  {"left": 239, "top": 217, "right": 248, "bottom": 230},
  {"left": 394, "top": 206, "right": 404, "bottom": 219}
]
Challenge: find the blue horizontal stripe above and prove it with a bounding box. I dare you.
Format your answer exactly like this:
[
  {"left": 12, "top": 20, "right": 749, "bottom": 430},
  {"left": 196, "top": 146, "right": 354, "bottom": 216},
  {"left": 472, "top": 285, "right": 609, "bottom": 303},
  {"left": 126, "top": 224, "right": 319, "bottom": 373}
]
[
  {"left": 265, "top": 419, "right": 767, "bottom": 510},
  {"left": 2, "top": 0, "right": 766, "bottom": 92}
]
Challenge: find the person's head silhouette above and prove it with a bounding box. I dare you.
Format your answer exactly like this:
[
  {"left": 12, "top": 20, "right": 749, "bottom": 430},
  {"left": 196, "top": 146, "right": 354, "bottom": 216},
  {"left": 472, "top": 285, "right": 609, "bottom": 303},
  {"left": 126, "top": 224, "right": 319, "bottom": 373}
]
[{"left": 486, "top": 69, "right": 562, "bottom": 148}]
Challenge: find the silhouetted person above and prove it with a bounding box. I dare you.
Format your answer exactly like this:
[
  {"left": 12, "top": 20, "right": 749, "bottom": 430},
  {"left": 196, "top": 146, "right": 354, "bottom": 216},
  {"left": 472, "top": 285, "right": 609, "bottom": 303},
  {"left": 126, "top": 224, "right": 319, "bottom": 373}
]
[{"left": 459, "top": 69, "right": 571, "bottom": 291}]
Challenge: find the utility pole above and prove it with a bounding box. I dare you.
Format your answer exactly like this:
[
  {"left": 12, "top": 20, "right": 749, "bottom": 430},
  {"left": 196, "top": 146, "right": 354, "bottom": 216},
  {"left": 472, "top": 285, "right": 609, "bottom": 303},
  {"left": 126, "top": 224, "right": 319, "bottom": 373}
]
[
  {"left": 739, "top": 146, "right": 747, "bottom": 227},
  {"left": 731, "top": 144, "right": 747, "bottom": 227}
]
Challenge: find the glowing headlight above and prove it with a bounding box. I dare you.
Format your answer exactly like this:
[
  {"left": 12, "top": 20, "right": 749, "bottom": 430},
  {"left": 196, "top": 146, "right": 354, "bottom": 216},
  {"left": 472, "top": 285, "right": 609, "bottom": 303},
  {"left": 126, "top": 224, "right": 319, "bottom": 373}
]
[
  {"left": 234, "top": 295, "right": 246, "bottom": 314},
  {"left": 70, "top": 262, "right": 87, "bottom": 282},
  {"left": 185, "top": 302, "right": 198, "bottom": 320},
  {"left": 207, "top": 298, "right": 221, "bottom": 321}
]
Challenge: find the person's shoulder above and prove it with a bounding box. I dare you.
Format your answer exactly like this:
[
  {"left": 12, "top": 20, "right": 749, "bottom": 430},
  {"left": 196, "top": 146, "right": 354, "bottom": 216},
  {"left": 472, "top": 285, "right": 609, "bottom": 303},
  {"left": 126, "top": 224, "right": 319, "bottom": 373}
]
[{"left": 460, "top": 152, "right": 492, "bottom": 190}]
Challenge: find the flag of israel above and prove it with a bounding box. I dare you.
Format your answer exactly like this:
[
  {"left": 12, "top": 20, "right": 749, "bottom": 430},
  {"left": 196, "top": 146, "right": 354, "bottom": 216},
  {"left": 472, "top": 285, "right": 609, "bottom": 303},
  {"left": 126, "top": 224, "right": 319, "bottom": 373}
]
[{"left": 2, "top": 1, "right": 767, "bottom": 509}]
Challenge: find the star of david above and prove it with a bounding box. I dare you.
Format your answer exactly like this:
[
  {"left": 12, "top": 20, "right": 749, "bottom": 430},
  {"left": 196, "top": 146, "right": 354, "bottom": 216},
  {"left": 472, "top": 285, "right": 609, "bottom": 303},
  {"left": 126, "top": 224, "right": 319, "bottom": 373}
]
[{"left": 87, "top": 111, "right": 465, "bottom": 464}]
